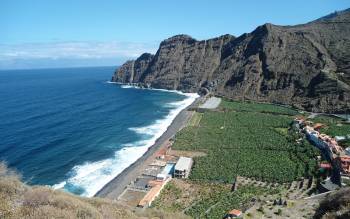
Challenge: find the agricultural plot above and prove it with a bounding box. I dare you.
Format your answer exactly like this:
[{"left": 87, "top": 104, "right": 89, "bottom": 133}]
[
  {"left": 185, "top": 185, "right": 279, "bottom": 219},
  {"left": 172, "top": 100, "right": 319, "bottom": 183},
  {"left": 152, "top": 179, "right": 280, "bottom": 219},
  {"left": 151, "top": 180, "right": 230, "bottom": 213},
  {"left": 188, "top": 112, "right": 203, "bottom": 127},
  {"left": 310, "top": 115, "right": 350, "bottom": 137},
  {"left": 220, "top": 100, "right": 299, "bottom": 116}
]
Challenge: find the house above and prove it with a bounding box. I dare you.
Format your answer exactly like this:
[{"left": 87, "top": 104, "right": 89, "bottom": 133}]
[
  {"left": 156, "top": 163, "right": 175, "bottom": 181},
  {"left": 340, "top": 156, "right": 350, "bottom": 175},
  {"left": 304, "top": 126, "right": 343, "bottom": 155},
  {"left": 138, "top": 185, "right": 162, "bottom": 208},
  {"left": 224, "top": 209, "right": 242, "bottom": 219},
  {"left": 313, "top": 123, "right": 325, "bottom": 131},
  {"left": 320, "top": 163, "right": 332, "bottom": 169},
  {"left": 174, "top": 157, "right": 193, "bottom": 178},
  {"left": 335, "top": 136, "right": 346, "bottom": 142},
  {"left": 345, "top": 147, "right": 350, "bottom": 156},
  {"left": 138, "top": 178, "right": 171, "bottom": 208}
]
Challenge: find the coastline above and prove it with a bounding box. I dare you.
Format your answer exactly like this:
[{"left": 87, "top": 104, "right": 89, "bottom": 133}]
[{"left": 94, "top": 91, "right": 201, "bottom": 199}]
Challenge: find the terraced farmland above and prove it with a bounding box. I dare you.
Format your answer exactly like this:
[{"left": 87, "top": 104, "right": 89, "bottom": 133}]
[
  {"left": 309, "top": 115, "right": 350, "bottom": 137},
  {"left": 185, "top": 185, "right": 278, "bottom": 219},
  {"left": 173, "top": 100, "right": 319, "bottom": 183}
]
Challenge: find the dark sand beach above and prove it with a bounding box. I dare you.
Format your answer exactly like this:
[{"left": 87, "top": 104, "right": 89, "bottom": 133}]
[{"left": 94, "top": 97, "right": 201, "bottom": 199}]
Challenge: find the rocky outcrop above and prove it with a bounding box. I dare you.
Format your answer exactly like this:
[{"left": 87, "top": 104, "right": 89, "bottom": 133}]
[
  {"left": 112, "top": 9, "right": 350, "bottom": 113},
  {"left": 314, "top": 187, "right": 350, "bottom": 219},
  {"left": 112, "top": 53, "right": 154, "bottom": 84}
]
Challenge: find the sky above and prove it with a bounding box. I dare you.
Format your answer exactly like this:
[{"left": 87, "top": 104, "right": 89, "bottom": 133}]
[{"left": 0, "top": 0, "right": 349, "bottom": 69}]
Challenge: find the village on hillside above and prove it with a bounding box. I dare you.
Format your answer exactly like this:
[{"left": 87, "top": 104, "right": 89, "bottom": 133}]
[
  {"left": 115, "top": 97, "right": 223, "bottom": 208},
  {"left": 294, "top": 117, "right": 350, "bottom": 190},
  {"left": 113, "top": 96, "right": 350, "bottom": 218}
]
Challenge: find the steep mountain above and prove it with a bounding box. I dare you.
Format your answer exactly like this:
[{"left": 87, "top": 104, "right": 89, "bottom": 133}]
[{"left": 112, "top": 9, "right": 350, "bottom": 113}]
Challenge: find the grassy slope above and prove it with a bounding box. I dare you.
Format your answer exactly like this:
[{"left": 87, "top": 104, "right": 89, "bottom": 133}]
[
  {"left": 314, "top": 187, "right": 350, "bottom": 219},
  {"left": 310, "top": 115, "right": 350, "bottom": 137},
  {"left": 185, "top": 185, "right": 278, "bottom": 218},
  {"left": 152, "top": 180, "right": 231, "bottom": 214},
  {"left": 0, "top": 163, "right": 189, "bottom": 219},
  {"left": 172, "top": 100, "right": 319, "bottom": 183},
  {"left": 152, "top": 179, "right": 281, "bottom": 219}
]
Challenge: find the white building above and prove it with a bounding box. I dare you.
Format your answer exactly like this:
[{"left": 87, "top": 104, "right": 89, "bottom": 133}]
[
  {"left": 174, "top": 157, "right": 193, "bottom": 178},
  {"left": 345, "top": 147, "right": 350, "bottom": 156}
]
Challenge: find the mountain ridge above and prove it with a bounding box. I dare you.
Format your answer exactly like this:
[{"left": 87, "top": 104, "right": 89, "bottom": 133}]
[{"left": 112, "top": 9, "right": 350, "bottom": 113}]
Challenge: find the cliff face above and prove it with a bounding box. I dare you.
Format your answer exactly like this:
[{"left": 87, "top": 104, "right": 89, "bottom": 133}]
[{"left": 112, "top": 9, "right": 350, "bottom": 113}]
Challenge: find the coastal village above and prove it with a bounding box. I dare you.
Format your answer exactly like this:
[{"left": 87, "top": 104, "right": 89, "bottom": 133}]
[
  {"left": 114, "top": 97, "right": 222, "bottom": 208},
  {"left": 293, "top": 117, "right": 350, "bottom": 189},
  {"left": 2, "top": 4, "right": 350, "bottom": 219},
  {"left": 118, "top": 142, "right": 194, "bottom": 208},
  {"left": 97, "top": 95, "right": 350, "bottom": 218}
]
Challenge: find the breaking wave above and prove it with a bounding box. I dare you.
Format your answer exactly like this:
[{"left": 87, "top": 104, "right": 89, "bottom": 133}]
[{"left": 52, "top": 89, "right": 198, "bottom": 197}]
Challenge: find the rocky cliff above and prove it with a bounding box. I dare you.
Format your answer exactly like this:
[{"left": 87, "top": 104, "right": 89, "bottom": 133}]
[{"left": 112, "top": 9, "right": 350, "bottom": 113}]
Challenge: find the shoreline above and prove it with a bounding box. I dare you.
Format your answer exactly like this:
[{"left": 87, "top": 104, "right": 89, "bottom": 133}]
[{"left": 94, "top": 94, "right": 202, "bottom": 199}]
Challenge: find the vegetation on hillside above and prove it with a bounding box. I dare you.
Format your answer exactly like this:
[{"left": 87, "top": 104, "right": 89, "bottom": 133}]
[
  {"left": 172, "top": 100, "right": 319, "bottom": 183},
  {"left": 151, "top": 100, "right": 321, "bottom": 218},
  {"left": 152, "top": 180, "right": 227, "bottom": 213},
  {"left": 0, "top": 162, "right": 189, "bottom": 219},
  {"left": 220, "top": 100, "right": 298, "bottom": 116},
  {"left": 152, "top": 179, "right": 281, "bottom": 219},
  {"left": 185, "top": 185, "right": 279, "bottom": 219},
  {"left": 314, "top": 187, "right": 350, "bottom": 219},
  {"left": 309, "top": 115, "right": 350, "bottom": 137}
]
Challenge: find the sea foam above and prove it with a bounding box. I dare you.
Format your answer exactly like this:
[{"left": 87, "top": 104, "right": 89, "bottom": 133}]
[
  {"left": 53, "top": 145, "right": 149, "bottom": 197},
  {"left": 52, "top": 88, "right": 198, "bottom": 197}
]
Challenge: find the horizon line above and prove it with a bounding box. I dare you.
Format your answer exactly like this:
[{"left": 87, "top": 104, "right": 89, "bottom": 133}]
[{"left": 0, "top": 65, "right": 120, "bottom": 72}]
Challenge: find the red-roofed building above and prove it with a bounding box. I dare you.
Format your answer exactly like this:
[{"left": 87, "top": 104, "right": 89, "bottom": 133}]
[
  {"left": 224, "top": 209, "right": 242, "bottom": 218},
  {"left": 320, "top": 163, "right": 332, "bottom": 169},
  {"left": 340, "top": 156, "right": 350, "bottom": 175},
  {"left": 313, "top": 123, "right": 325, "bottom": 131}
]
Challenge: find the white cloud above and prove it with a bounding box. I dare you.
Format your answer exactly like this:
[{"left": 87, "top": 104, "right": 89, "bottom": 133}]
[{"left": 0, "top": 41, "right": 158, "bottom": 67}]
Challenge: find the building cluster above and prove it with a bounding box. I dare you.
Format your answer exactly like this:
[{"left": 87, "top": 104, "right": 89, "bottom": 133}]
[
  {"left": 294, "top": 118, "right": 350, "bottom": 176},
  {"left": 119, "top": 141, "right": 194, "bottom": 208}
]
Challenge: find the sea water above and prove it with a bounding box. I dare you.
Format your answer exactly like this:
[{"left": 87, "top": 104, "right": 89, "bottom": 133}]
[{"left": 0, "top": 66, "right": 198, "bottom": 197}]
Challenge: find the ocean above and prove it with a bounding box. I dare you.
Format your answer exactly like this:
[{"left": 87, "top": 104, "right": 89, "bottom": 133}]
[{"left": 0, "top": 66, "right": 197, "bottom": 197}]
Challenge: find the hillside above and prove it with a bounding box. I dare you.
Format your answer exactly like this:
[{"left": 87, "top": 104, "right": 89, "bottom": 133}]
[
  {"left": 146, "top": 98, "right": 350, "bottom": 218},
  {"left": 314, "top": 187, "right": 350, "bottom": 219},
  {"left": 112, "top": 9, "right": 350, "bottom": 113},
  {"left": 0, "top": 163, "right": 189, "bottom": 219}
]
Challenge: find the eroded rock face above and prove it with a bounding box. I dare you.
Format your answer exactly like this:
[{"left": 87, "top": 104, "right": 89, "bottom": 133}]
[
  {"left": 112, "top": 53, "right": 154, "bottom": 84},
  {"left": 112, "top": 9, "right": 350, "bottom": 113},
  {"left": 314, "top": 187, "right": 350, "bottom": 219}
]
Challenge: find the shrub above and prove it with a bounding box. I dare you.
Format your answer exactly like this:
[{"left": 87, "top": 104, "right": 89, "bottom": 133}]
[{"left": 0, "top": 162, "right": 185, "bottom": 219}]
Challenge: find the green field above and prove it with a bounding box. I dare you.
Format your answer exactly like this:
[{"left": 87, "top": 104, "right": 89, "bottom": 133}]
[
  {"left": 152, "top": 180, "right": 281, "bottom": 219},
  {"left": 310, "top": 115, "right": 350, "bottom": 137},
  {"left": 153, "top": 100, "right": 320, "bottom": 218},
  {"left": 188, "top": 112, "right": 203, "bottom": 127},
  {"left": 185, "top": 185, "right": 279, "bottom": 219},
  {"left": 172, "top": 100, "right": 319, "bottom": 183}
]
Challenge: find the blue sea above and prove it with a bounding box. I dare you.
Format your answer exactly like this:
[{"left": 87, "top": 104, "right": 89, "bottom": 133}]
[{"left": 0, "top": 66, "right": 197, "bottom": 197}]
